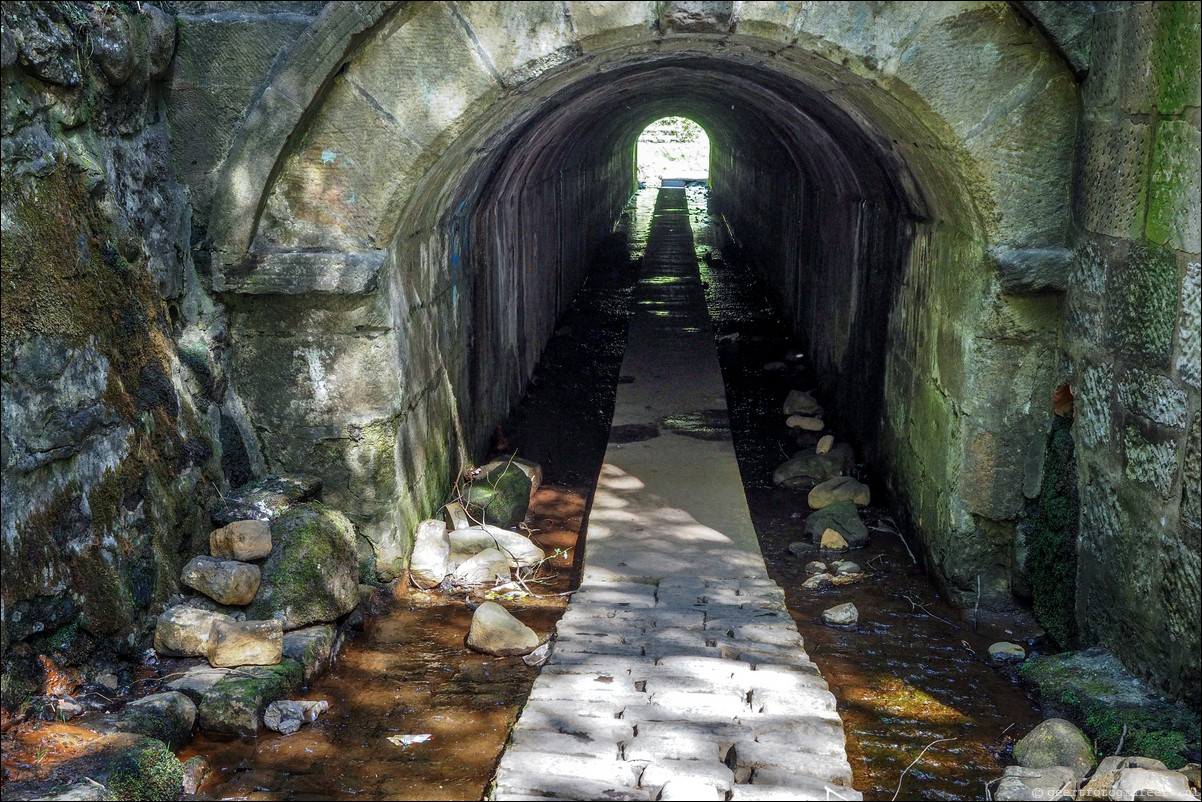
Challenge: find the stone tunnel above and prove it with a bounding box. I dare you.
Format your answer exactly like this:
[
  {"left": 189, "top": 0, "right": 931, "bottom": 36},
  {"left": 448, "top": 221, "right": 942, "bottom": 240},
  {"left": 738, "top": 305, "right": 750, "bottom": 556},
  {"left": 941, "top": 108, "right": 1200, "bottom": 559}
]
[{"left": 2, "top": 0, "right": 1199, "bottom": 727}]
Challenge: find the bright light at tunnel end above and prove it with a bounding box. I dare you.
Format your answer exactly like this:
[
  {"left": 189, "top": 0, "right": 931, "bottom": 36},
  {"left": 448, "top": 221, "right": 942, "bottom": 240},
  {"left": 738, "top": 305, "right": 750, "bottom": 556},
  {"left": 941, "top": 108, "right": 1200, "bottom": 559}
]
[{"left": 637, "top": 116, "right": 710, "bottom": 188}]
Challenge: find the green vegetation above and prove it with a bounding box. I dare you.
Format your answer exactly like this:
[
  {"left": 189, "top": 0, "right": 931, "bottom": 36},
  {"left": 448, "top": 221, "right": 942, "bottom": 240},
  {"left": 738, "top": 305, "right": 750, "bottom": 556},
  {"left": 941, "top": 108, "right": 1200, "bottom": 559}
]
[
  {"left": 1023, "top": 415, "right": 1079, "bottom": 649},
  {"left": 105, "top": 737, "right": 184, "bottom": 801},
  {"left": 636, "top": 116, "right": 710, "bottom": 186},
  {"left": 1021, "top": 652, "right": 1200, "bottom": 769}
]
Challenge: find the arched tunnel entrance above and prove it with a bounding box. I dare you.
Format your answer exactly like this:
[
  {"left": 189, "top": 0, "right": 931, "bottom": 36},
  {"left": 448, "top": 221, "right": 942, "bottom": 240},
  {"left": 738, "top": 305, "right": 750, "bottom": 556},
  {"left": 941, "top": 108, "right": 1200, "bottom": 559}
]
[
  {"left": 214, "top": 2, "right": 1075, "bottom": 612},
  {"left": 636, "top": 116, "right": 710, "bottom": 187}
]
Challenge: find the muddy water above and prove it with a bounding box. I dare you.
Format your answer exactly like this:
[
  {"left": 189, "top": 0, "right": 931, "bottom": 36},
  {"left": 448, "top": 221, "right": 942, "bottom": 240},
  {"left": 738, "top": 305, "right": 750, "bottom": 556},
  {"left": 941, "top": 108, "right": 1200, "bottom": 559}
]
[{"left": 684, "top": 186, "right": 1045, "bottom": 800}]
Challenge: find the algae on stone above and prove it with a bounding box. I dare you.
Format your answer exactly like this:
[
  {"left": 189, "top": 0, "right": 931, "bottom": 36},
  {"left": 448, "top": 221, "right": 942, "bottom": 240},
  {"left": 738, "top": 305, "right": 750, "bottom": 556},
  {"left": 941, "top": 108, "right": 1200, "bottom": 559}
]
[{"left": 247, "top": 503, "right": 360, "bottom": 629}]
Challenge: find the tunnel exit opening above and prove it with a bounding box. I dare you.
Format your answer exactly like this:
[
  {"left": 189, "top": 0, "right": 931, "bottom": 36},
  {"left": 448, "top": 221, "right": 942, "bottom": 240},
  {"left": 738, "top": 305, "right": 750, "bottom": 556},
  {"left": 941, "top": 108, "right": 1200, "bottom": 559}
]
[{"left": 636, "top": 116, "right": 709, "bottom": 188}]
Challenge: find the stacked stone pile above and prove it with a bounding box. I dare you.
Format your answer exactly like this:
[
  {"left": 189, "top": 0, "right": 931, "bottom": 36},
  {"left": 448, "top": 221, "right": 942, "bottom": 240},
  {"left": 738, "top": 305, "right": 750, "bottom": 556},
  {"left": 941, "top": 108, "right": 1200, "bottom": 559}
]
[
  {"left": 771, "top": 382, "right": 873, "bottom": 557},
  {"left": 151, "top": 475, "right": 356, "bottom": 737},
  {"left": 411, "top": 457, "right": 548, "bottom": 658},
  {"left": 996, "top": 718, "right": 1200, "bottom": 801}
]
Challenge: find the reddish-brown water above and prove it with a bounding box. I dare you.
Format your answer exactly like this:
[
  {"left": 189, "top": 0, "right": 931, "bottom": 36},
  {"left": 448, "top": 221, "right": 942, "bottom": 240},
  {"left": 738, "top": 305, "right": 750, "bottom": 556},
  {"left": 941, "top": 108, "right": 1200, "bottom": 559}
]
[{"left": 177, "top": 485, "right": 583, "bottom": 801}]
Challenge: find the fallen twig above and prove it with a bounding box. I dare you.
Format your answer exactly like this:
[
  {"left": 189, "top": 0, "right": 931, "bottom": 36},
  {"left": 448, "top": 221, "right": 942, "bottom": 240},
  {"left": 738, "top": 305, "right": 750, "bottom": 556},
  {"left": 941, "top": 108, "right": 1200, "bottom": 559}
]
[
  {"left": 901, "top": 593, "right": 962, "bottom": 630},
  {"left": 1114, "top": 723, "right": 1128, "bottom": 755},
  {"left": 870, "top": 518, "right": 917, "bottom": 565},
  {"left": 893, "top": 737, "right": 956, "bottom": 801}
]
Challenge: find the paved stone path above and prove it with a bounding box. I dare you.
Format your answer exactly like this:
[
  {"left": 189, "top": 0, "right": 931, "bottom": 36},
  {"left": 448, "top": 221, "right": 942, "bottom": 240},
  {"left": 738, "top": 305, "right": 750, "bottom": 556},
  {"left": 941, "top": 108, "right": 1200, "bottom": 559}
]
[{"left": 491, "top": 189, "right": 860, "bottom": 801}]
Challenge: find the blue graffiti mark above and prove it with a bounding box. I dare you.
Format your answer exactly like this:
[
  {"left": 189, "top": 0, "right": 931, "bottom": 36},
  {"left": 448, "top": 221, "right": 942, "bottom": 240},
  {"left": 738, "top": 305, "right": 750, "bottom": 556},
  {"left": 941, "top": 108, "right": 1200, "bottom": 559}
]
[
  {"left": 347, "top": 193, "right": 356, "bottom": 204},
  {"left": 321, "top": 149, "right": 337, "bottom": 164}
]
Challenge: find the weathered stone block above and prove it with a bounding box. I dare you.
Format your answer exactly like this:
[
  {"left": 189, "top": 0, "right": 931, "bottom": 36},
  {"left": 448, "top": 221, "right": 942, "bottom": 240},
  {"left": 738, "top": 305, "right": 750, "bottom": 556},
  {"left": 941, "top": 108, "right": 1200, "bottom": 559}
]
[
  {"left": 181, "top": 556, "right": 261, "bottom": 606},
  {"left": 210, "top": 519, "right": 272, "bottom": 561},
  {"left": 220, "top": 250, "right": 386, "bottom": 295},
  {"left": 1147, "top": 120, "right": 1201, "bottom": 253},
  {"left": 207, "top": 618, "right": 283, "bottom": 667},
  {"left": 154, "top": 605, "right": 232, "bottom": 657}
]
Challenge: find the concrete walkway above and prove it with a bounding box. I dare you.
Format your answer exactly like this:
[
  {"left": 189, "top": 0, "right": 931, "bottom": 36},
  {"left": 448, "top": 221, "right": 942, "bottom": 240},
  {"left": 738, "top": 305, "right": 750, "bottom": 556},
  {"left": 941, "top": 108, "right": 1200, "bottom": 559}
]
[{"left": 490, "top": 189, "right": 860, "bottom": 801}]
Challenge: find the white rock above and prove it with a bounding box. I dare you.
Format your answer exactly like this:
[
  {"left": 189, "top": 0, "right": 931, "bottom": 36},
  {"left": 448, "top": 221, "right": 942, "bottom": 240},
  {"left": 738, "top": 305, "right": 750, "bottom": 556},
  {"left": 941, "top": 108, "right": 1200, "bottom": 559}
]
[
  {"left": 804, "top": 561, "right": 828, "bottom": 574},
  {"left": 410, "top": 519, "right": 451, "bottom": 589},
  {"left": 452, "top": 547, "right": 511, "bottom": 585},
  {"left": 466, "top": 601, "right": 539, "bottom": 656},
  {"left": 787, "top": 415, "right": 824, "bottom": 431},
  {"left": 444, "top": 501, "right": 473, "bottom": 530},
  {"left": 830, "top": 560, "right": 861, "bottom": 575},
  {"left": 450, "top": 525, "right": 544, "bottom": 568},
  {"left": 816, "top": 435, "right": 835, "bottom": 454},
  {"left": 989, "top": 641, "right": 1026, "bottom": 661},
  {"left": 803, "top": 573, "right": 834, "bottom": 590},
  {"left": 264, "top": 699, "right": 328, "bottom": 735},
  {"left": 823, "top": 603, "right": 858, "bottom": 625}
]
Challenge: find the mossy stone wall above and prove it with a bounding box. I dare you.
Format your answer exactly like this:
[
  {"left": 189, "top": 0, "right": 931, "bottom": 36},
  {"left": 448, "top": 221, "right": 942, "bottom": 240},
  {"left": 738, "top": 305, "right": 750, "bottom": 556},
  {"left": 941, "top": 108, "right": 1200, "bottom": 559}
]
[{"left": 1064, "top": 0, "right": 1201, "bottom": 706}]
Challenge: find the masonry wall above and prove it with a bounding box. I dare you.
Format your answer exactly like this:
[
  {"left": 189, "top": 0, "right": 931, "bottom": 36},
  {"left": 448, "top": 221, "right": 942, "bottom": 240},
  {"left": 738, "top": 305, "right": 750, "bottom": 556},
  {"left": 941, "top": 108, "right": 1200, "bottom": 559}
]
[{"left": 1065, "top": 0, "right": 1201, "bottom": 704}]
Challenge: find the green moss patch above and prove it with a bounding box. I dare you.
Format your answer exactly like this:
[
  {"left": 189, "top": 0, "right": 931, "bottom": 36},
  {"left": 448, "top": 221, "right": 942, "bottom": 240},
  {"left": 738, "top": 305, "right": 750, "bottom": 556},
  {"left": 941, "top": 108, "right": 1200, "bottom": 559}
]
[
  {"left": 1023, "top": 415, "right": 1079, "bottom": 649},
  {"left": 104, "top": 736, "right": 184, "bottom": 801},
  {"left": 1021, "top": 649, "right": 1200, "bottom": 769}
]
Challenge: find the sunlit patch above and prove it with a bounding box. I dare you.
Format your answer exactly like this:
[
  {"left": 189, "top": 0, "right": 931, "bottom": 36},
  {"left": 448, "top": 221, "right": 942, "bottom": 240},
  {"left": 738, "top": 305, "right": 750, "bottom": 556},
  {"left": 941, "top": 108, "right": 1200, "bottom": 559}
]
[
  {"left": 846, "top": 674, "right": 971, "bottom": 725},
  {"left": 636, "top": 117, "right": 709, "bottom": 187}
]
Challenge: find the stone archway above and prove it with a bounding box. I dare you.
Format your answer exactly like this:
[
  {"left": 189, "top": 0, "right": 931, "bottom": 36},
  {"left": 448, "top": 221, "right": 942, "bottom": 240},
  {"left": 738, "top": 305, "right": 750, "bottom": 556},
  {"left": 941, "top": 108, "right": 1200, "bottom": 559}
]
[{"left": 205, "top": 1, "right": 1077, "bottom": 599}]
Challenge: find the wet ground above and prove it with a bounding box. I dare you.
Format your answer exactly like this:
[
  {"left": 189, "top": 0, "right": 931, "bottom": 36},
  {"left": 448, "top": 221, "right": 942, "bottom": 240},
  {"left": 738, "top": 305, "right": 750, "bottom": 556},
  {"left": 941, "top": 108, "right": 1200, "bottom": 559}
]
[{"left": 3, "top": 187, "right": 1045, "bottom": 801}]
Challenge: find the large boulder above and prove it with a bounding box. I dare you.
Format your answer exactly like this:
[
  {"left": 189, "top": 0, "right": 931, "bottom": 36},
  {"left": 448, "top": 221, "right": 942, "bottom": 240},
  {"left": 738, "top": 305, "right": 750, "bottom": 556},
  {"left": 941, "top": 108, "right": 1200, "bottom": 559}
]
[
  {"left": 449, "top": 525, "right": 545, "bottom": 568},
  {"left": 210, "top": 520, "right": 272, "bottom": 561},
  {"left": 1014, "top": 718, "right": 1094, "bottom": 776},
  {"left": 246, "top": 503, "right": 360, "bottom": 629},
  {"left": 207, "top": 618, "right": 283, "bottom": 667},
  {"left": 180, "top": 556, "right": 261, "bottom": 606},
  {"left": 154, "top": 605, "right": 232, "bottom": 657},
  {"left": 115, "top": 692, "right": 197, "bottom": 752},
  {"left": 466, "top": 601, "right": 540, "bottom": 656},
  {"left": 772, "top": 444, "right": 854, "bottom": 488},
  {"left": 462, "top": 462, "right": 532, "bottom": 528},
  {"left": 804, "top": 501, "right": 869, "bottom": 547},
  {"left": 808, "top": 476, "right": 871, "bottom": 509},
  {"left": 410, "top": 519, "right": 451, "bottom": 588}
]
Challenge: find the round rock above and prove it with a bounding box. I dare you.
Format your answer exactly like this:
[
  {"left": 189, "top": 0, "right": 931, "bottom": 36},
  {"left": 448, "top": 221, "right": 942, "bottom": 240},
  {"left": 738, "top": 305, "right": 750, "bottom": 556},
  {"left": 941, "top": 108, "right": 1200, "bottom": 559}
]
[
  {"left": 989, "top": 641, "right": 1026, "bottom": 662},
  {"left": 823, "top": 602, "right": 859, "bottom": 625},
  {"left": 181, "top": 556, "right": 261, "bottom": 606},
  {"left": 1013, "top": 718, "right": 1094, "bottom": 776},
  {"left": 808, "top": 476, "right": 871, "bottom": 509},
  {"left": 466, "top": 601, "right": 539, "bottom": 656}
]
